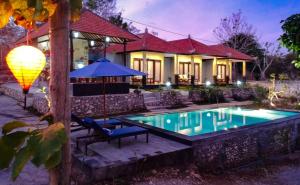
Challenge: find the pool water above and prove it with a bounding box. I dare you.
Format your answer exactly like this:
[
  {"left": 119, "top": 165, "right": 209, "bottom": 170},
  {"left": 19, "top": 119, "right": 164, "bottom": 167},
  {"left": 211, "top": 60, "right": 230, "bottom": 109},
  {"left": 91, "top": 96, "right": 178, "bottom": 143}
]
[{"left": 127, "top": 107, "right": 299, "bottom": 136}]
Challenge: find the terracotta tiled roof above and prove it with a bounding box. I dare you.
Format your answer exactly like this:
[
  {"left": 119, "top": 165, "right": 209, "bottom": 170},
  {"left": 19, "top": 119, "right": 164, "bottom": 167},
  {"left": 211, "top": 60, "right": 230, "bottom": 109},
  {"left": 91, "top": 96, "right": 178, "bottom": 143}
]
[
  {"left": 16, "top": 10, "right": 139, "bottom": 44},
  {"left": 168, "top": 38, "right": 227, "bottom": 57},
  {"left": 107, "top": 32, "right": 185, "bottom": 54},
  {"left": 210, "top": 44, "right": 253, "bottom": 61}
]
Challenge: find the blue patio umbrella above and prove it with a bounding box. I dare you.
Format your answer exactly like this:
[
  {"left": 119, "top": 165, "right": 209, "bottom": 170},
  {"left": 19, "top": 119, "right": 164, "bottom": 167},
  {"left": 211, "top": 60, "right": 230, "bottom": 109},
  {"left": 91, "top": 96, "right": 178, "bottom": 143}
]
[
  {"left": 70, "top": 58, "right": 146, "bottom": 78},
  {"left": 70, "top": 58, "right": 146, "bottom": 120}
]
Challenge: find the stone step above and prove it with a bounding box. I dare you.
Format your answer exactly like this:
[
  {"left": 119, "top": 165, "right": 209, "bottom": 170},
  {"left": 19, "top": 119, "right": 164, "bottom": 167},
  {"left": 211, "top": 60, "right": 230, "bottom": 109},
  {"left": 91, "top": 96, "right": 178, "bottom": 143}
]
[
  {"left": 147, "top": 105, "right": 167, "bottom": 110},
  {"left": 144, "top": 97, "right": 157, "bottom": 102},
  {"left": 145, "top": 101, "right": 161, "bottom": 106}
]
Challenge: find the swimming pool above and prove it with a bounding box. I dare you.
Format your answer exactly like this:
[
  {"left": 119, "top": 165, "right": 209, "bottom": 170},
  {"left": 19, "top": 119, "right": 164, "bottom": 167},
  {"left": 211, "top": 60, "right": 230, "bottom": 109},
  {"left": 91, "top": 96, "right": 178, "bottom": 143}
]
[{"left": 126, "top": 107, "right": 299, "bottom": 137}]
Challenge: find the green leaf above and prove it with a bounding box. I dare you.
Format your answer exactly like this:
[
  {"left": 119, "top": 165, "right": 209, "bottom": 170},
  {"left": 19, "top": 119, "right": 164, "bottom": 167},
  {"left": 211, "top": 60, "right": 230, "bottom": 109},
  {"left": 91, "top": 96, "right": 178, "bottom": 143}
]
[
  {"left": 2, "top": 131, "right": 29, "bottom": 149},
  {"left": 11, "top": 145, "right": 34, "bottom": 181},
  {"left": 2, "top": 121, "right": 30, "bottom": 135},
  {"left": 31, "top": 123, "right": 67, "bottom": 167},
  {"left": 39, "top": 112, "right": 54, "bottom": 125},
  {"left": 0, "top": 139, "right": 15, "bottom": 170},
  {"left": 45, "top": 150, "right": 61, "bottom": 169}
]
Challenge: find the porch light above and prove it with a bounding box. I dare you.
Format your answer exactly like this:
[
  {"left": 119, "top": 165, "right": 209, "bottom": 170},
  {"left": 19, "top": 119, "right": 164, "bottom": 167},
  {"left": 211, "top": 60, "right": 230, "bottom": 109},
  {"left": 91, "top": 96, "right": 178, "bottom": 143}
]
[
  {"left": 73, "top": 31, "right": 79, "bottom": 38},
  {"left": 165, "top": 81, "right": 172, "bottom": 88},
  {"left": 6, "top": 45, "right": 46, "bottom": 108},
  {"left": 236, "top": 80, "right": 242, "bottom": 86},
  {"left": 77, "top": 63, "right": 84, "bottom": 69},
  {"left": 205, "top": 80, "right": 211, "bottom": 87},
  {"left": 90, "top": 40, "right": 95, "bottom": 46},
  {"left": 105, "top": 36, "right": 111, "bottom": 43},
  {"left": 166, "top": 119, "right": 171, "bottom": 124},
  {"left": 41, "top": 41, "right": 47, "bottom": 48}
]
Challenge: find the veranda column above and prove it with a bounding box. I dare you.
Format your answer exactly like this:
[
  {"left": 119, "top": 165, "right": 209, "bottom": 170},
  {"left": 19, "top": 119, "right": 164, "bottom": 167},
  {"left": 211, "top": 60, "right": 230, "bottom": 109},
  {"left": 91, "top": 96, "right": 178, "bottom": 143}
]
[
  {"left": 174, "top": 54, "right": 179, "bottom": 86},
  {"left": 142, "top": 51, "right": 147, "bottom": 85},
  {"left": 190, "top": 55, "right": 195, "bottom": 85},
  {"left": 212, "top": 57, "right": 217, "bottom": 84},
  {"left": 226, "top": 59, "right": 230, "bottom": 84},
  {"left": 242, "top": 61, "right": 246, "bottom": 82},
  {"left": 199, "top": 58, "right": 203, "bottom": 84}
]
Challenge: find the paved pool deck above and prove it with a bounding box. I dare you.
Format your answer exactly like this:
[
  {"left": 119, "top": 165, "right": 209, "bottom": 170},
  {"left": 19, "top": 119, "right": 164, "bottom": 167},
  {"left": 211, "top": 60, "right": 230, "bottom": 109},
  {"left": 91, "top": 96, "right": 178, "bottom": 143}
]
[
  {"left": 0, "top": 95, "right": 48, "bottom": 185},
  {"left": 71, "top": 128, "right": 192, "bottom": 183}
]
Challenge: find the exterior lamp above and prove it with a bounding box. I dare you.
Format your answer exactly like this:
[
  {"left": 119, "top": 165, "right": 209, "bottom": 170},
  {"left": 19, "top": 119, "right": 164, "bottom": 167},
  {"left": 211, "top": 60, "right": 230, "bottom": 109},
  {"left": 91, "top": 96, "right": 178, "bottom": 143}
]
[
  {"left": 6, "top": 45, "right": 46, "bottom": 109},
  {"left": 105, "top": 36, "right": 111, "bottom": 43},
  {"left": 165, "top": 81, "right": 172, "bottom": 89},
  {"left": 236, "top": 80, "right": 242, "bottom": 86},
  {"left": 73, "top": 31, "right": 79, "bottom": 38},
  {"left": 90, "top": 40, "right": 95, "bottom": 46},
  {"left": 205, "top": 80, "right": 211, "bottom": 87}
]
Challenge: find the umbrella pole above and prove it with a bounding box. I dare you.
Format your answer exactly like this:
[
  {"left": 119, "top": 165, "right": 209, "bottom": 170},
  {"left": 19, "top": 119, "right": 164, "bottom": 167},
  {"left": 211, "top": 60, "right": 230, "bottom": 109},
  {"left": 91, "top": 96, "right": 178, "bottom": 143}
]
[{"left": 103, "top": 77, "right": 106, "bottom": 123}]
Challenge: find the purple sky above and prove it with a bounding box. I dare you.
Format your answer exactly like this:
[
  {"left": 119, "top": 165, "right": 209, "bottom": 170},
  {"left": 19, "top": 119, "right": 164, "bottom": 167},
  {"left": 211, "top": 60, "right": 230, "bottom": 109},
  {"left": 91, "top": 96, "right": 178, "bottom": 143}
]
[{"left": 116, "top": 0, "right": 300, "bottom": 45}]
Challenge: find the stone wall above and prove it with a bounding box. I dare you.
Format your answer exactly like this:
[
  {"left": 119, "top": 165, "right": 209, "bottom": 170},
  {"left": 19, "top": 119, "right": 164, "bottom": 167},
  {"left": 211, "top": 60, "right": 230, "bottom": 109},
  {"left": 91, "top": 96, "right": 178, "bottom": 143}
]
[
  {"left": 0, "top": 85, "right": 31, "bottom": 102},
  {"left": 193, "top": 118, "right": 300, "bottom": 172},
  {"left": 1, "top": 85, "right": 146, "bottom": 117},
  {"left": 71, "top": 93, "right": 146, "bottom": 117},
  {"left": 32, "top": 96, "right": 49, "bottom": 114},
  {"left": 157, "top": 91, "right": 183, "bottom": 107}
]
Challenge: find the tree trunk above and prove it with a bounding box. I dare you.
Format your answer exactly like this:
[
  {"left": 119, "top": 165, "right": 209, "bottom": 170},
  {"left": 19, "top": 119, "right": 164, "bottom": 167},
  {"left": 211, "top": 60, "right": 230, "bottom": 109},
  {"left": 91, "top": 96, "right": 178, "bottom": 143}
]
[
  {"left": 260, "top": 71, "right": 266, "bottom": 81},
  {"left": 49, "top": 0, "right": 71, "bottom": 185}
]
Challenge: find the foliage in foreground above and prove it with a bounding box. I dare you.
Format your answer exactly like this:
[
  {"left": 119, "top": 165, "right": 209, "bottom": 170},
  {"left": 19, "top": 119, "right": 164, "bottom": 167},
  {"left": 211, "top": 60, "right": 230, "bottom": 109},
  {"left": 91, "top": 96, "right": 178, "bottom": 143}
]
[
  {"left": 0, "top": 114, "right": 67, "bottom": 181},
  {"left": 0, "top": 0, "right": 82, "bottom": 29},
  {"left": 280, "top": 14, "right": 300, "bottom": 68}
]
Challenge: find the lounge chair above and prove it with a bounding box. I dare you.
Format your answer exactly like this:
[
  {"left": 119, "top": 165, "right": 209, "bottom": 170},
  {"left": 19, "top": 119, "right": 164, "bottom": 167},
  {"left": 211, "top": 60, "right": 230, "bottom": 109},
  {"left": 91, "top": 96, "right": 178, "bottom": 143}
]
[
  {"left": 71, "top": 114, "right": 122, "bottom": 133},
  {"left": 91, "top": 121, "right": 149, "bottom": 148}
]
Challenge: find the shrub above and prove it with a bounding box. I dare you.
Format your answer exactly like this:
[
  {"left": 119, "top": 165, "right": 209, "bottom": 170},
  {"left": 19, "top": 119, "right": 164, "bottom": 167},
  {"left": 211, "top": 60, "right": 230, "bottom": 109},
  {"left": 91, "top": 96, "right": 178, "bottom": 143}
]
[
  {"left": 253, "top": 85, "right": 268, "bottom": 103},
  {"left": 192, "top": 87, "right": 225, "bottom": 104}
]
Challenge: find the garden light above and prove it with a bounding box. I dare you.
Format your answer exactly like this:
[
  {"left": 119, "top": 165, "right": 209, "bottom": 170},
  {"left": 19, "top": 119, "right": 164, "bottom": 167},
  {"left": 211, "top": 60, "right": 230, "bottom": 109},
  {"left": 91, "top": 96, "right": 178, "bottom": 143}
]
[
  {"left": 237, "top": 80, "right": 242, "bottom": 86},
  {"left": 6, "top": 45, "right": 46, "bottom": 108},
  {"left": 205, "top": 80, "right": 211, "bottom": 87},
  {"left": 165, "top": 81, "right": 172, "bottom": 88}
]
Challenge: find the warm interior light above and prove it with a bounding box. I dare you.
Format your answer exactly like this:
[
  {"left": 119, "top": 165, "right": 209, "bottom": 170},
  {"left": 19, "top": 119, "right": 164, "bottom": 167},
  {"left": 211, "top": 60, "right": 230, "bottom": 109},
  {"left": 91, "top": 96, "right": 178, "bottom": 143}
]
[{"left": 6, "top": 45, "right": 46, "bottom": 93}]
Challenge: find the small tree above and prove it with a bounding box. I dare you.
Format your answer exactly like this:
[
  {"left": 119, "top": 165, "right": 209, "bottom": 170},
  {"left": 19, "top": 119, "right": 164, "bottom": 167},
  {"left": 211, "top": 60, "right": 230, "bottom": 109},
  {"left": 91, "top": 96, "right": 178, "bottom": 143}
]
[
  {"left": 279, "top": 14, "right": 300, "bottom": 68},
  {"left": 213, "top": 10, "right": 257, "bottom": 51},
  {"left": 85, "top": 0, "right": 117, "bottom": 19},
  {"left": 254, "top": 42, "right": 283, "bottom": 80}
]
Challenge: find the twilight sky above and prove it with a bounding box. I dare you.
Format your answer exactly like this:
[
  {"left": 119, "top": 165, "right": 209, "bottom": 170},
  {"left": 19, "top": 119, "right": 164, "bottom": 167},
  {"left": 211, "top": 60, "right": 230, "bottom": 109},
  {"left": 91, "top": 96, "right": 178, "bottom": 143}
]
[{"left": 116, "top": 0, "right": 300, "bottom": 45}]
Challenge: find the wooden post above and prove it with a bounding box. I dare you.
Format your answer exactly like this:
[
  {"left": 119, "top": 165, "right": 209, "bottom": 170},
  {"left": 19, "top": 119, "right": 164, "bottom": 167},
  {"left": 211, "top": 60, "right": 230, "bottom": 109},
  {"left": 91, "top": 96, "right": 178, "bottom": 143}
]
[
  {"left": 122, "top": 41, "right": 127, "bottom": 82},
  {"left": 49, "top": 0, "right": 71, "bottom": 184},
  {"left": 123, "top": 41, "right": 127, "bottom": 66},
  {"left": 69, "top": 31, "right": 74, "bottom": 71}
]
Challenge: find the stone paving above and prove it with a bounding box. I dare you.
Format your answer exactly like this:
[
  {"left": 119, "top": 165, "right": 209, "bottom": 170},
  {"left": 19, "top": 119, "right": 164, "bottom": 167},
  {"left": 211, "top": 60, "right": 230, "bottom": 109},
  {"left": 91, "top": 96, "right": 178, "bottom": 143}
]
[{"left": 0, "top": 95, "right": 49, "bottom": 185}]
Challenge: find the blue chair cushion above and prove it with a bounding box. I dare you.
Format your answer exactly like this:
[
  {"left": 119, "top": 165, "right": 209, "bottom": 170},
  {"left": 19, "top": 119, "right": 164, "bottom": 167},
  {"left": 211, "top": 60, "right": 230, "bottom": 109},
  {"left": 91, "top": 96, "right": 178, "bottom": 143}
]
[
  {"left": 83, "top": 117, "right": 95, "bottom": 126},
  {"left": 95, "top": 119, "right": 122, "bottom": 126},
  {"left": 110, "top": 126, "right": 147, "bottom": 137}
]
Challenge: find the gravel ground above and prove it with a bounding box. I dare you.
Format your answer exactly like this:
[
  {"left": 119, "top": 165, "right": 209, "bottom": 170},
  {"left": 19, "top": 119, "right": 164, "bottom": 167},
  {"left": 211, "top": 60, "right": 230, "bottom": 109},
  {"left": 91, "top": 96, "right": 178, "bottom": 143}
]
[{"left": 100, "top": 152, "right": 300, "bottom": 185}]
